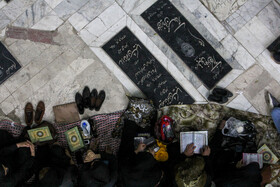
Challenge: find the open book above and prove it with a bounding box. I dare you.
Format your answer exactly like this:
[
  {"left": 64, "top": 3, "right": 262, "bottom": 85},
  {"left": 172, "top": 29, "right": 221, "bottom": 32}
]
[
  {"left": 242, "top": 153, "right": 263, "bottom": 168},
  {"left": 180, "top": 131, "right": 208, "bottom": 154}
]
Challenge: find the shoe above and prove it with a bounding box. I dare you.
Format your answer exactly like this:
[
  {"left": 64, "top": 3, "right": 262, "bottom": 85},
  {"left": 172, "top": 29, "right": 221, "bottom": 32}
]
[
  {"left": 25, "top": 103, "right": 33, "bottom": 126},
  {"left": 207, "top": 94, "right": 228, "bottom": 104},
  {"left": 82, "top": 86, "right": 91, "bottom": 109},
  {"left": 34, "top": 101, "right": 45, "bottom": 124},
  {"left": 95, "top": 90, "right": 106, "bottom": 111},
  {"left": 89, "top": 89, "right": 97, "bottom": 111},
  {"left": 266, "top": 91, "right": 280, "bottom": 111},
  {"left": 212, "top": 87, "right": 233, "bottom": 98},
  {"left": 75, "top": 92, "right": 84, "bottom": 114}
]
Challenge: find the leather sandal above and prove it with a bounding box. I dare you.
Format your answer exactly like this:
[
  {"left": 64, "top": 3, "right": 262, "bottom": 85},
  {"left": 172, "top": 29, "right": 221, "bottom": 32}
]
[
  {"left": 95, "top": 90, "right": 106, "bottom": 111},
  {"left": 75, "top": 92, "right": 84, "bottom": 114},
  {"left": 89, "top": 89, "right": 97, "bottom": 111},
  {"left": 82, "top": 86, "right": 91, "bottom": 109},
  {"left": 25, "top": 102, "right": 33, "bottom": 126},
  {"left": 35, "top": 101, "right": 45, "bottom": 124}
]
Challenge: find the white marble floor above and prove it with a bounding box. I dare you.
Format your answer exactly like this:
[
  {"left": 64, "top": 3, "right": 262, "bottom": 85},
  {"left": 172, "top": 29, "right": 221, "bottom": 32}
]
[{"left": 0, "top": 0, "right": 280, "bottom": 125}]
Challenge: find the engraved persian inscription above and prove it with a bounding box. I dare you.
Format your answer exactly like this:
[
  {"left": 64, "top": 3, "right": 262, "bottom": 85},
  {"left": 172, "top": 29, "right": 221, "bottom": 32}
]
[
  {"left": 141, "top": 0, "right": 232, "bottom": 88},
  {"left": 103, "top": 27, "right": 194, "bottom": 107},
  {"left": 0, "top": 42, "right": 21, "bottom": 85}
]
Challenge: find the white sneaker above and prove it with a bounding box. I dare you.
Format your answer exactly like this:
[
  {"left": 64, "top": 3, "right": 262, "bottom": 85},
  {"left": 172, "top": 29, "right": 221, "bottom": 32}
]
[{"left": 266, "top": 91, "right": 279, "bottom": 111}]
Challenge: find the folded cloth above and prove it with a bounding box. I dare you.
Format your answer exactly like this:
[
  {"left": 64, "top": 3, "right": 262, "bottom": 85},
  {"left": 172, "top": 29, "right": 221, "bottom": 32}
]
[{"left": 53, "top": 102, "right": 80, "bottom": 124}]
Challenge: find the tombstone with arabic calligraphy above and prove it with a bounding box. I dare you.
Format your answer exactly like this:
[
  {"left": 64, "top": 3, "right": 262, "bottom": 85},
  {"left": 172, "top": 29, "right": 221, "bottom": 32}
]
[
  {"left": 141, "top": 0, "right": 232, "bottom": 89},
  {"left": 0, "top": 42, "right": 21, "bottom": 85}
]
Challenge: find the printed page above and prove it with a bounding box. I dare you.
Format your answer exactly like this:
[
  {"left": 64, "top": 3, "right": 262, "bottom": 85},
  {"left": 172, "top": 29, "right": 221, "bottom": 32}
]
[
  {"left": 243, "top": 153, "right": 263, "bottom": 168},
  {"left": 180, "top": 132, "right": 193, "bottom": 153},
  {"left": 193, "top": 133, "right": 205, "bottom": 154}
]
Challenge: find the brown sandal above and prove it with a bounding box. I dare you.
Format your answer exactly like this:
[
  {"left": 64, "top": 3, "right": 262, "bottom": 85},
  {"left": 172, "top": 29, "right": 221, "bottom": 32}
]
[{"left": 35, "top": 101, "right": 45, "bottom": 124}]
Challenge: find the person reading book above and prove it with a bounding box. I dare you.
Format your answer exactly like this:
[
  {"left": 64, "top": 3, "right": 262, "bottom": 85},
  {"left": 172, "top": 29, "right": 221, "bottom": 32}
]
[
  {"left": 118, "top": 119, "right": 164, "bottom": 187},
  {"left": 206, "top": 120, "right": 262, "bottom": 187},
  {"left": 0, "top": 130, "right": 37, "bottom": 187}
]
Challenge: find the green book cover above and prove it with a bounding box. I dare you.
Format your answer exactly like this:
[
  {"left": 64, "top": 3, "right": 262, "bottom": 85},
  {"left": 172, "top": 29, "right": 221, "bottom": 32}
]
[
  {"left": 28, "top": 126, "right": 53, "bottom": 143},
  {"left": 65, "top": 126, "right": 84, "bottom": 152}
]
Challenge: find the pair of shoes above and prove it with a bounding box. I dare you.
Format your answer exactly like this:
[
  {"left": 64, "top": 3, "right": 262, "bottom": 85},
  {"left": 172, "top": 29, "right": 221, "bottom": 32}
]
[
  {"left": 24, "top": 101, "right": 45, "bottom": 126},
  {"left": 265, "top": 91, "right": 280, "bottom": 111},
  {"left": 75, "top": 86, "right": 106, "bottom": 114},
  {"left": 207, "top": 87, "right": 233, "bottom": 104}
]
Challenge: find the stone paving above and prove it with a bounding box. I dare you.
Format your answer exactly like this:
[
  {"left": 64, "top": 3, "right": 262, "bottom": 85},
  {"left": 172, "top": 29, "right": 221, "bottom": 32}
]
[{"left": 0, "top": 0, "right": 280, "bottom": 125}]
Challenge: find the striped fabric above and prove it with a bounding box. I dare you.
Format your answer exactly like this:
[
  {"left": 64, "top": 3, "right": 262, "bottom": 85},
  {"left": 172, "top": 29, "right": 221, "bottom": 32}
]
[
  {"left": 0, "top": 110, "right": 124, "bottom": 155},
  {"left": 54, "top": 110, "right": 125, "bottom": 154},
  {"left": 0, "top": 120, "right": 25, "bottom": 137}
]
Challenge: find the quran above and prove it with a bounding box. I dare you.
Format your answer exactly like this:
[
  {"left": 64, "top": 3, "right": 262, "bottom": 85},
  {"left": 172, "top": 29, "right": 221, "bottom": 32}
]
[
  {"left": 28, "top": 126, "right": 53, "bottom": 143},
  {"left": 65, "top": 126, "right": 84, "bottom": 152},
  {"left": 180, "top": 131, "right": 208, "bottom": 154}
]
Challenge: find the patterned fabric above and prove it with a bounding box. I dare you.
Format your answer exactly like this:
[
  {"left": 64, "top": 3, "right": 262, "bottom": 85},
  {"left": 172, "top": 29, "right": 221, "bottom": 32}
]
[
  {"left": 54, "top": 110, "right": 125, "bottom": 155},
  {"left": 0, "top": 119, "right": 25, "bottom": 137},
  {"left": 158, "top": 104, "right": 280, "bottom": 185},
  {"left": 124, "top": 97, "right": 156, "bottom": 128}
]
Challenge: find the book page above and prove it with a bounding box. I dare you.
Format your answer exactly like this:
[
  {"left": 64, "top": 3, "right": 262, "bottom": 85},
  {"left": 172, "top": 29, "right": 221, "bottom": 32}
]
[
  {"left": 180, "top": 132, "right": 193, "bottom": 153},
  {"left": 242, "top": 153, "right": 263, "bottom": 168},
  {"left": 193, "top": 133, "right": 205, "bottom": 154}
]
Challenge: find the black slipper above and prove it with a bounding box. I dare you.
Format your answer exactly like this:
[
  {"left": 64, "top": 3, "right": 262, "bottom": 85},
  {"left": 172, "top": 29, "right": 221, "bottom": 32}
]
[
  {"left": 207, "top": 94, "right": 228, "bottom": 104},
  {"left": 89, "top": 89, "right": 97, "bottom": 111},
  {"left": 82, "top": 86, "right": 91, "bottom": 108},
  {"left": 95, "top": 90, "right": 106, "bottom": 111},
  {"left": 212, "top": 87, "right": 233, "bottom": 98},
  {"left": 75, "top": 92, "right": 84, "bottom": 114}
]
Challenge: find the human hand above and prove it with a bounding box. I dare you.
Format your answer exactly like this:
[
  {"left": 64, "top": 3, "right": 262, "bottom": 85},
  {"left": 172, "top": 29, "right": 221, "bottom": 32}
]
[
  {"left": 201, "top": 146, "right": 211, "bottom": 156},
  {"left": 27, "top": 141, "right": 35, "bottom": 156},
  {"left": 135, "top": 143, "right": 146, "bottom": 154},
  {"left": 16, "top": 141, "right": 31, "bottom": 148},
  {"left": 84, "top": 150, "right": 101, "bottom": 163},
  {"left": 236, "top": 159, "right": 243, "bottom": 168},
  {"left": 148, "top": 148, "right": 155, "bottom": 156},
  {"left": 184, "top": 143, "right": 196, "bottom": 157}
]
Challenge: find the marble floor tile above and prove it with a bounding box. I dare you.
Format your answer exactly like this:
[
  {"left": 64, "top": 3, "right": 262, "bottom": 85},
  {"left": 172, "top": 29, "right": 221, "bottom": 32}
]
[
  {"left": 200, "top": 0, "right": 248, "bottom": 21},
  {"left": 226, "top": 64, "right": 264, "bottom": 95},
  {"left": 0, "top": 0, "right": 7, "bottom": 9},
  {"left": 234, "top": 25, "right": 265, "bottom": 58},
  {"left": 193, "top": 5, "right": 228, "bottom": 41},
  {"left": 221, "top": 34, "right": 255, "bottom": 70},
  {"left": 53, "top": 0, "right": 89, "bottom": 20},
  {"left": 0, "top": 95, "right": 17, "bottom": 115},
  {"left": 12, "top": 0, "right": 52, "bottom": 28},
  {"left": 116, "top": 0, "right": 146, "bottom": 13},
  {"left": 171, "top": 0, "right": 202, "bottom": 13},
  {"left": 69, "top": 0, "right": 114, "bottom": 32},
  {"left": 257, "top": 50, "right": 280, "bottom": 84},
  {"left": 98, "top": 2, "right": 126, "bottom": 29},
  {"left": 0, "top": 10, "right": 10, "bottom": 29},
  {"left": 247, "top": 80, "right": 280, "bottom": 116},
  {"left": 0, "top": 85, "right": 10, "bottom": 103},
  {"left": 84, "top": 17, "right": 108, "bottom": 38},
  {"left": 247, "top": 106, "right": 259, "bottom": 114},
  {"left": 245, "top": 16, "right": 276, "bottom": 48},
  {"left": 257, "top": 1, "right": 280, "bottom": 36},
  {"left": 2, "top": 0, "right": 26, "bottom": 20},
  {"left": 216, "top": 69, "right": 244, "bottom": 88},
  {"left": 4, "top": 68, "right": 31, "bottom": 93},
  {"left": 44, "top": 0, "right": 64, "bottom": 9},
  {"left": 244, "top": 70, "right": 273, "bottom": 99},
  {"left": 12, "top": 81, "right": 34, "bottom": 105},
  {"left": 226, "top": 94, "right": 252, "bottom": 111},
  {"left": 32, "top": 11, "right": 64, "bottom": 31},
  {"left": 225, "top": 0, "right": 271, "bottom": 32}
]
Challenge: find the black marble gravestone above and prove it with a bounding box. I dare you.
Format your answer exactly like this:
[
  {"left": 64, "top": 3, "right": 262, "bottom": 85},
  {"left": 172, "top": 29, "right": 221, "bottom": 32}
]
[
  {"left": 0, "top": 42, "right": 21, "bottom": 85},
  {"left": 103, "top": 27, "right": 194, "bottom": 108},
  {"left": 141, "top": 0, "right": 232, "bottom": 89}
]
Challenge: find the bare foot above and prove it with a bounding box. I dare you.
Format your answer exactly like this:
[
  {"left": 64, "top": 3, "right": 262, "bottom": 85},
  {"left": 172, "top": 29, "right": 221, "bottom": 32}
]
[{"left": 218, "top": 120, "right": 226, "bottom": 130}]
